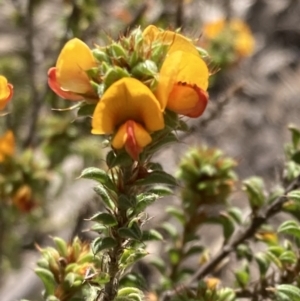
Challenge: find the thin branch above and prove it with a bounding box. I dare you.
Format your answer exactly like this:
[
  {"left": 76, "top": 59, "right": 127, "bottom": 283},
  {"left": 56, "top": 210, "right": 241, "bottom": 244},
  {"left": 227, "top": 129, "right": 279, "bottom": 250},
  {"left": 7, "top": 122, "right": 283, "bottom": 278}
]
[
  {"left": 162, "top": 175, "right": 300, "bottom": 301},
  {"left": 175, "top": 0, "right": 184, "bottom": 29}
]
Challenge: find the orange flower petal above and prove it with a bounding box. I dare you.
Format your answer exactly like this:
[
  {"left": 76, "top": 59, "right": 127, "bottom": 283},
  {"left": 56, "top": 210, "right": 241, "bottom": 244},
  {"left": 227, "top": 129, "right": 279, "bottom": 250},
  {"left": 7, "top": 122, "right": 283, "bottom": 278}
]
[
  {"left": 0, "top": 130, "right": 15, "bottom": 162},
  {"left": 56, "top": 38, "right": 97, "bottom": 94},
  {"left": 112, "top": 120, "right": 152, "bottom": 160},
  {"left": 0, "top": 75, "right": 13, "bottom": 110},
  {"left": 156, "top": 50, "right": 209, "bottom": 110},
  {"left": 48, "top": 68, "right": 84, "bottom": 101},
  {"left": 168, "top": 83, "right": 208, "bottom": 118},
  {"left": 92, "top": 77, "right": 164, "bottom": 135}
]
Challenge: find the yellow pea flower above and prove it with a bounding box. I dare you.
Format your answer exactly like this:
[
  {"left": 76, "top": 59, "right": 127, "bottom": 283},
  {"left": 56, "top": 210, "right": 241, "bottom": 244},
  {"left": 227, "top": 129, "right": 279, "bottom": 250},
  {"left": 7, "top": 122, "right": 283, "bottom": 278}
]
[
  {"left": 12, "top": 185, "right": 35, "bottom": 212},
  {"left": 0, "top": 75, "right": 13, "bottom": 110},
  {"left": 143, "top": 25, "right": 199, "bottom": 56},
  {"left": 143, "top": 26, "right": 209, "bottom": 118},
  {"left": 92, "top": 77, "right": 164, "bottom": 160},
  {"left": 202, "top": 18, "right": 255, "bottom": 58},
  {"left": 0, "top": 130, "right": 15, "bottom": 162},
  {"left": 48, "top": 38, "right": 98, "bottom": 100}
]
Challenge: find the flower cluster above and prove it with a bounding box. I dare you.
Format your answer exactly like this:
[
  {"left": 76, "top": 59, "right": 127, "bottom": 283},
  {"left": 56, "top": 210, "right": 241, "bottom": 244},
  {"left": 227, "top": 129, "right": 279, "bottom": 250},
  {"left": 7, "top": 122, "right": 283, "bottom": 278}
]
[
  {"left": 0, "top": 75, "right": 13, "bottom": 111},
  {"left": 48, "top": 26, "right": 210, "bottom": 160},
  {"left": 201, "top": 18, "right": 255, "bottom": 67}
]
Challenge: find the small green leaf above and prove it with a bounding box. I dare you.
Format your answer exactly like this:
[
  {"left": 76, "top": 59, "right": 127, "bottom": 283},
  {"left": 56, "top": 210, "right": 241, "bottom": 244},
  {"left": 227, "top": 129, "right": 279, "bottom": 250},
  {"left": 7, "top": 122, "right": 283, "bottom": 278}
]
[
  {"left": 87, "top": 212, "right": 117, "bottom": 226},
  {"left": 168, "top": 248, "right": 180, "bottom": 265},
  {"left": 266, "top": 250, "right": 282, "bottom": 269},
  {"left": 142, "top": 229, "right": 163, "bottom": 241},
  {"left": 91, "top": 237, "right": 117, "bottom": 254},
  {"left": 94, "top": 185, "right": 115, "bottom": 210},
  {"left": 278, "top": 220, "right": 300, "bottom": 239},
  {"left": 276, "top": 284, "right": 300, "bottom": 301},
  {"left": 135, "top": 194, "right": 159, "bottom": 213},
  {"left": 79, "top": 167, "right": 114, "bottom": 190},
  {"left": 234, "top": 264, "right": 250, "bottom": 288},
  {"left": 118, "top": 287, "right": 143, "bottom": 297},
  {"left": 106, "top": 150, "right": 133, "bottom": 168},
  {"left": 184, "top": 245, "right": 204, "bottom": 258},
  {"left": 147, "top": 186, "right": 173, "bottom": 196},
  {"left": 77, "top": 104, "right": 96, "bottom": 117},
  {"left": 131, "top": 60, "right": 157, "bottom": 77},
  {"left": 289, "top": 124, "right": 300, "bottom": 148},
  {"left": 243, "top": 177, "right": 265, "bottom": 209},
  {"left": 287, "top": 190, "right": 300, "bottom": 202},
  {"left": 135, "top": 170, "right": 177, "bottom": 186},
  {"left": 166, "top": 206, "right": 186, "bottom": 224},
  {"left": 119, "top": 272, "right": 147, "bottom": 290},
  {"left": 220, "top": 212, "right": 236, "bottom": 241},
  {"left": 118, "top": 226, "right": 142, "bottom": 241},
  {"left": 279, "top": 250, "right": 297, "bottom": 265},
  {"left": 160, "top": 222, "right": 178, "bottom": 240},
  {"left": 254, "top": 252, "right": 270, "bottom": 276},
  {"left": 149, "top": 256, "right": 166, "bottom": 275},
  {"left": 227, "top": 207, "right": 243, "bottom": 224},
  {"left": 93, "top": 272, "right": 110, "bottom": 284},
  {"left": 292, "top": 151, "right": 300, "bottom": 164}
]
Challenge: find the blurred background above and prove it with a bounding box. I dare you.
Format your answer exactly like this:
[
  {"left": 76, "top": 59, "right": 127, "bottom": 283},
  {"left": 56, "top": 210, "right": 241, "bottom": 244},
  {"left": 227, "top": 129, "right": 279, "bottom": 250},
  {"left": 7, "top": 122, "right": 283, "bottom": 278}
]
[{"left": 1, "top": 0, "right": 300, "bottom": 300}]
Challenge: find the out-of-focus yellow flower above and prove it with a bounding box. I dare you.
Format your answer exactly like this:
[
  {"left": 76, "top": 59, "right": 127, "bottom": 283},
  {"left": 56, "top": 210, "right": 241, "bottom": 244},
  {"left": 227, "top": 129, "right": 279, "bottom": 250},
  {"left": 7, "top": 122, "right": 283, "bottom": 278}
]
[
  {"left": 13, "top": 185, "right": 35, "bottom": 212},
  {"left": 92, "top": 77, "right": 164, "bottom": 160},
  {"left": 0, "top": 75, "right": 13, "bottom": 110},
  {"left": 48, "top": 38, "right": 97, "bottom": 100},
  {"left": 202, "top": 18, "right": 255, "bottom": 58},
  {"left": 143, "top": 26, "right": 209, "bottom": 118},
  {"left": 0, "top": 130, "right": 15, "bottom": 162}
]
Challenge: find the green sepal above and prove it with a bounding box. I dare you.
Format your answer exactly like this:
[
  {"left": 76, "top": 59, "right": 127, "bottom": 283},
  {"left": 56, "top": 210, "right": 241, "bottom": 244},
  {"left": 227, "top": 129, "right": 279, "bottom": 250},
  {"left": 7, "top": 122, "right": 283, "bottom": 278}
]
[
  {"left": 79, "top": 167, "right": 115, "bottom": 190},
  {"left": 91, "top": 237, "right": 117, "bottom": 254},
  {"left": 131, "top": 60, "right": 157, "bottom": 78},
  {"left": 103, "top": 67, "right": 130, "bottom": 90},
  {"left": 35, "top": 268, "right": 56, "bottom": 297},
  {"left": 108, "top": 43, "right": 127, "bottom": 58},
  {"left": 52, "top": 236, "right": 68, "bottom": 257},
  {"left": 92, "top": 49, "right": 111, "bottom": 63},
  {"left": 87, "top": 212, "right": 117, "bottom": 226}
]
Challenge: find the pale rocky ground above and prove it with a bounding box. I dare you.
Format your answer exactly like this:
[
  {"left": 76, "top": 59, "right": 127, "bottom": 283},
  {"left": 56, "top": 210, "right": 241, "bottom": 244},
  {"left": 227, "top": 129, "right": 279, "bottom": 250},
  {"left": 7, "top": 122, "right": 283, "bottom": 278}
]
[{"left": 1, "top": 0, "right": 300, "bottom": 299}]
